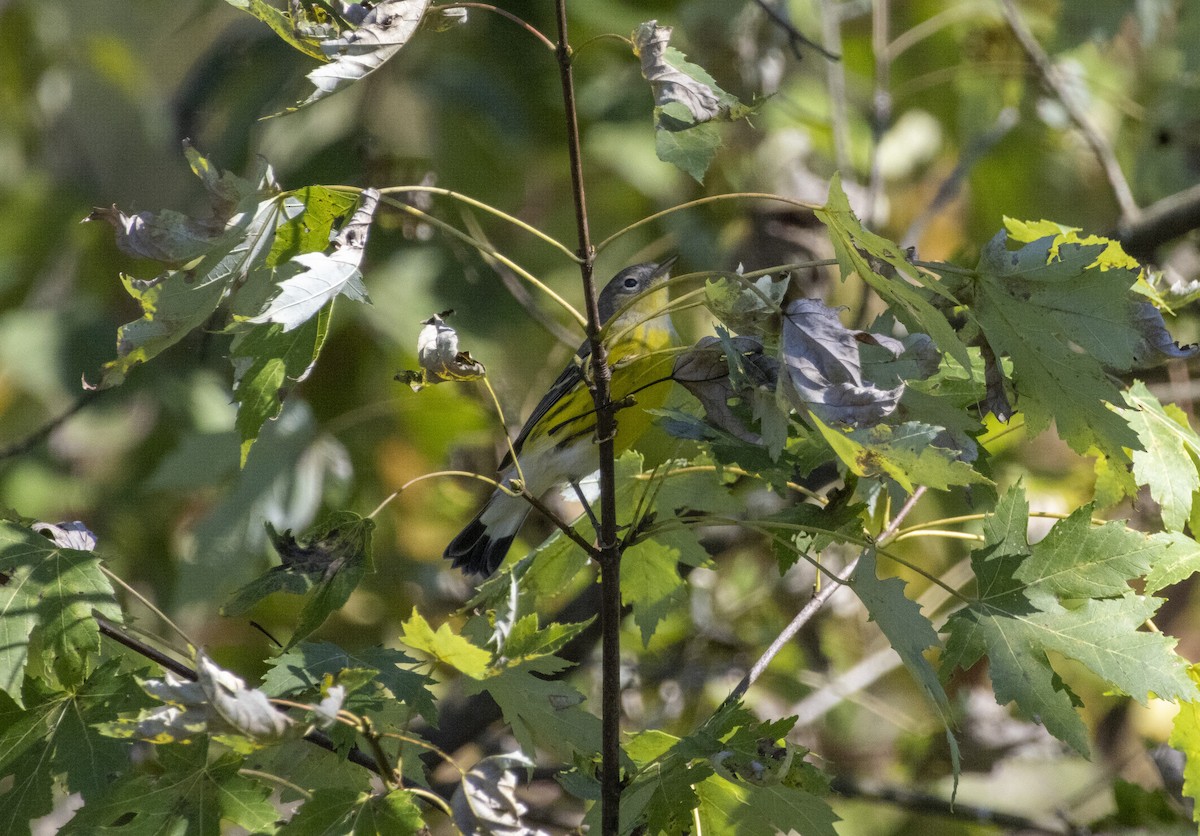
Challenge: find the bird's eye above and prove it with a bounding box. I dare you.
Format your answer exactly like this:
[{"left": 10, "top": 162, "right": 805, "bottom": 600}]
[{"left": 623, "top": 277, "right": 639, "bottom": 289}]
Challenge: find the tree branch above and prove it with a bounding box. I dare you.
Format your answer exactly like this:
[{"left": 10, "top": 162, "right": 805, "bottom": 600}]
[
  {"left": 1116, "top": 181, "right": 1200, "bottom": 261},
  {"left": 998, "top": 0, "right": 1139, "bottom": 222},
  {"left": 720, "top": 487, "right": 929, "bottom": 708},
  {"left": 552, "top": 3, "right": 623, "bottom": 832}
]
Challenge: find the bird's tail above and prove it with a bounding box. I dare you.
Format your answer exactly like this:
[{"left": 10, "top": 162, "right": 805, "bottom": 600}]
[{"left": 443, "top": 490, "right": 530, "bottom": 576}]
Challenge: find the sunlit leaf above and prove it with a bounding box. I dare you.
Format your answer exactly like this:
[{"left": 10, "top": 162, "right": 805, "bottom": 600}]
[
  {"left": 451, "top": 752, "right": 546, "bottom": 836},
  {"left": 942, "top": 486, "right": 1196, "bottom": 755},
  {"left": 108, "top": 652, "right": 295, "bottom": 750},
  {"left": 248, "top": 189, "right": 379, "bottom": 332},
  {"left": 399, "top": 609, "right": 492, "bottom": 678},
  {"left": 297, "top": 1, "right": 432, "bottom": 109}
]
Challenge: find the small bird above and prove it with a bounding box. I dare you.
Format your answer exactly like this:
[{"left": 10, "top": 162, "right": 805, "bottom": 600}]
[{"left": 445, "top": 259, "right": 680, "bottom": 576}]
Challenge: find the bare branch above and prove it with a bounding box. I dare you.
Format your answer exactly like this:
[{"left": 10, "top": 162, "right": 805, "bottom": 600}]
[{"left": 997, "top": 0, "right": 1140, "bottom": 222}]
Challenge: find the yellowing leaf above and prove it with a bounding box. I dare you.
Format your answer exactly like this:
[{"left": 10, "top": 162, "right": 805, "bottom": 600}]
[{"left": 399, "top": 609, "right": 492, "bottom": 678}]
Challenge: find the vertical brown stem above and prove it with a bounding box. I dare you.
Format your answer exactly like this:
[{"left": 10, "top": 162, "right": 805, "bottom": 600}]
[{"left": 552, "top": 1, "right": 623, "bottom": 832}]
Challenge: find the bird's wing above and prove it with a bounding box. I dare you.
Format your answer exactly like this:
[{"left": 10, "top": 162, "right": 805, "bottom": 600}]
[{"left": 499, "top": 342, "right": 591, "bottom": 470}]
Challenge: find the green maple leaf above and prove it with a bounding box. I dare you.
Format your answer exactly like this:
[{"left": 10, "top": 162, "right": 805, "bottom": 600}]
[
  {"left": 694, "top": 776, "right": 839, "bottom": 836},
  {"left": 622, "top": 528, "right": 708, "bottom": 646},
  {"left": 942, "top": 486, "right": 1195, "bottom": 755},
  {"left": 0, "top": 521, "right": 122, "bottom": 701},
  {"left": 0, "top": 663, "right": 149, "bottom": 832},
  {"left": 97, "top": 150, "right": 283, "bottom": 389},
  {"left": 262, "top": 641, "right": 436, "bottom": 724},
  {"left": 278, "top": 787, "right": 424, "bottom": 834},
  {"left": 851, "top": 551, "right": 960, "bottom": 780},
  {"left": 1120, "top": 381, "right": 1200, "bottom": 531},
  {"left": 399, "top": 609, "right": 492, "bottom": 678},
  {"left": 619, "top": 704, "right": 835, "bottom": 834},
  {"left": 230, "top": 312, "right": 330, "bottom": 465},
  {"left": 1169, "top": 667, "right": 1200, "bottom": 827},
  {"left": 812, "top": 415, "right": 989, "bottom": 493},
  {"left": 60, "top": 742, "right": 278, "bottom": 835},
  {"left": 469, "top": 657, "right": 601, "bottom": 763},
  {"left": 966, "top": 225, "right": 1142, "bottom": 457}
]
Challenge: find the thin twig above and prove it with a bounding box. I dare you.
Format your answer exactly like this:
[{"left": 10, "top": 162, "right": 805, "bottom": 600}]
[
  {"left": 520, "top": 487, "right": 601, "bottom": 559},
  {"left": 719, "top": 487, "right": 929, "bottom": 708},
  {"left": 595, "top": 192, "right": 820, "bottom": 252},
  {"left": 374, "top": 185, "right": 578, "bottom": 260},
  {"left": 0, "top": 390, "right": 100, "bottom": 461},
  {"left": 830, "top": 776, "right": 1083, "bottom": 835},
  {"left": 865, "top": 0, "right": 891, "bottom": 228},
  {"left": 997, "top": 0, "right": 1139, "bottom": 222},
  {"left": 819, "top": 0, "right": 852, "bottom": 174},
  {"left": 442, "top": 4, "right": 556, "bottom": 51},
  {"left": 751, "top": 0, "right": 839, "bottom": 61},
  {"left": 94, "top": 614, "right": 386, "bottom": 776}
]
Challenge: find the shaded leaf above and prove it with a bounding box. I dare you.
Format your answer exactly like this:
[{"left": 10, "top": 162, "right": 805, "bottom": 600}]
[
  {"left": 0, "top": 664, "right": 150, "bottom": 831},
  {"left": 967, "top": 223, "right": 1156, "bottom": 457},
  {"left": 812, "top": 415, "right": 989, "bottom": 492},
  {"left": 780, "top": 298, "right": 912, "bottom": 428},
  {"left": 851, "top": 551, "right": 959, "bottom": 782},
  {"left": 262, "top": 641, "right": 436, "bottom": 723},
  {"left": 672, "top": 333, "right": 778, "bottom": 445},
  {"left": 83, "top": 205, "right": 224, "bottom": 266},
  {"left": 222, "top": 511, "right": 375, "bottom": 650},
  {"left": 231, "top": 308, "right": 331, "bottom": 464},
  {"left": 280, "top": 787, "right": 424, "bottom": 835},
  {"left": 97, "top": 148, "right": 282, "bottom": 388},
  {"left": 470, "top": 658, "right": 601, "bottom": 763},
  {"left": 632, "top": 20, "right": 754, "bottom": 182},
  {"left": 0, "top": 521, "right": 121, "bottom": 701},
  {"left": 61, "top": 743, "right": 277, "bottom": 835}
]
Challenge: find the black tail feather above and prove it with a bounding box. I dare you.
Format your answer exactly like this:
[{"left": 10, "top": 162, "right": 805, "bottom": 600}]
[{"left": 444, "top": 516, "right": 516, "bottom": 576}]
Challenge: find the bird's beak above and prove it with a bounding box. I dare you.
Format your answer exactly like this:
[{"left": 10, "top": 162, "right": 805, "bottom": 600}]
[{"left": 652, "top": 254, "right": 679, "bottom": 278}]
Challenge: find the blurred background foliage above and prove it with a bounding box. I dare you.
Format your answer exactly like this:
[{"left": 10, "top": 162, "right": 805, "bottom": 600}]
[{"left": 5, "top": 0, "right": 1200, "bottom": 830}]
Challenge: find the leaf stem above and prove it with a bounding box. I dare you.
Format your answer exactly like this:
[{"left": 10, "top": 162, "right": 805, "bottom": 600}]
[
  {"left": 369, "top": 470, "right": 506, "bottom": 519},
  {"left": 376, "top": 194, "right": 586, "bottom": 327},
  {"left": 375, "top": 185, "right": 578, "bottom": 260},
  {"left": 442, "top": 3, "right": 556, "bottom": 51},
  {"left": 99, "top": 566, "right": 197, "bottom": 650},
  {"left": 594, "top": 193, "right": 821, "bottom": 253}
]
